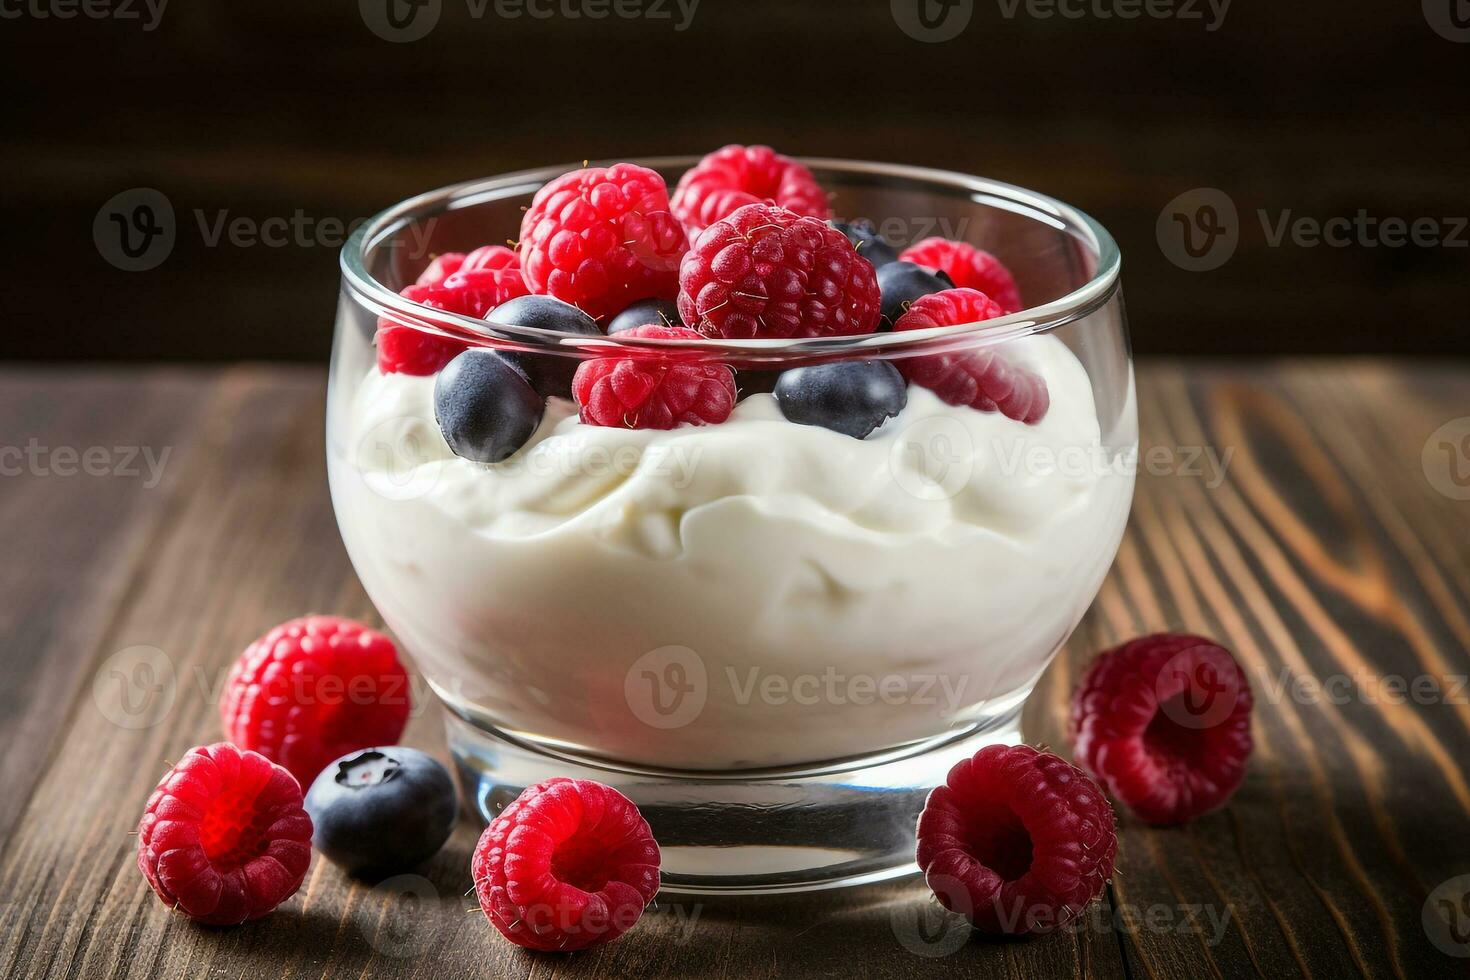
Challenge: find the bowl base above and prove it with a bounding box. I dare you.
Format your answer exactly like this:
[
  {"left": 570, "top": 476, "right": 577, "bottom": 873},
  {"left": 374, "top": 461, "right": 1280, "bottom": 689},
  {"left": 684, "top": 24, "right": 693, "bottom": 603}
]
[{"left": 445, "top": 703, "right": 1024, "bottom": 895}]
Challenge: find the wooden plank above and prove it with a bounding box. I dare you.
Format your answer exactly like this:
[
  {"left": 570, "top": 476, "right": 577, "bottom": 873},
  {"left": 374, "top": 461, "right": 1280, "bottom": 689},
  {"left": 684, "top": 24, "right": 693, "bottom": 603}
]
[{"left": 2, "top": 362, "right": 1468, "bottom": 978}]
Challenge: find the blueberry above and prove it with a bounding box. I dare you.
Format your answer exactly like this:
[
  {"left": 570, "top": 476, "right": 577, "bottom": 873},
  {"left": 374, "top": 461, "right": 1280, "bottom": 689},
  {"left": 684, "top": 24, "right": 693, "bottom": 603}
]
[
  {"left": 487, "top": 295, "right": 601, "bottom": 398},
  {"left": 304, "top": 747, "right": 457, "bottom": 877},
  {"left": 774, "top": 361, "right": 907, "bottom": 439},
  {"left": 607, "top": 298, "right": 682, "bottom": 335},
  {"left": 830, "top": 220, "right": 900, "bottom": 270},
  {"left": 434, "top": 349, "right": 544, "bottom": 463},
  {"left": 877, "top": 261, "right": 954, "bottom": 330}
]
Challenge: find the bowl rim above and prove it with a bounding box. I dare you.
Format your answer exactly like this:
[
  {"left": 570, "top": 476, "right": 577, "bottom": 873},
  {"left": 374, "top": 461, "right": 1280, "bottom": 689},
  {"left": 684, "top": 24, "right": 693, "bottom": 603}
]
[{"left": 339, "top": 155, "right": 1122, "bottom": 362}]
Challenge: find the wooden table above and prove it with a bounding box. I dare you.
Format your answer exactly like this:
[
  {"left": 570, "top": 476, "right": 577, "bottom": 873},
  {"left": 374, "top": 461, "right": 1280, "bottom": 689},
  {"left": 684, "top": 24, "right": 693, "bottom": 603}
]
[{"left": 2, "top": 362, "right": 1468, "bottom": 979}]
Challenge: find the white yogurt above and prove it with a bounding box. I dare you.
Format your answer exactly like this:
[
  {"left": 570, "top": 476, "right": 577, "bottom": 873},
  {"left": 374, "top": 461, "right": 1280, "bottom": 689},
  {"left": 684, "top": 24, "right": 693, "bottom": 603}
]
[{"left": 328, "top": 337, "right": 1133, "bottom": 769}]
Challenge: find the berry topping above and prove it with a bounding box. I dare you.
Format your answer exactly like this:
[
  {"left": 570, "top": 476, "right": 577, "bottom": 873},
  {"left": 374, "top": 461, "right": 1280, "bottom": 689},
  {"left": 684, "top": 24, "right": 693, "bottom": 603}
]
[
  {"left": 572, "top": 324, "right": 736, "bottom": 429},
  {"left": 435, "top": 349, "right": 546, "bottom": 462},
  {"left": 876, "top": 260, "right": 953, "bottom": 330},
  {"left": 1070, "top": 633, "right": 1254, "bottom": 825},
  {"left": 219, "top": 616, "right": 412, "bottom": 787},
  {"left": 892, "top": 288, "right": 1049, "bottom": 424},
  {"left": 607, "top": 297, "right": 683, "bottom": 335},
  {"left": 473, "top": 777, "right": 660, "bottom": 951},
  {"left": 774, "top": 361, "right": 907, "bottom": 439},
  {"left": 137, "top": 742, "right": 313, "bottom": 925},
  {"left": 304, "top": 746, "right": 457, "bottom": 877},
  {"left": 677, "top": 203, "right": 881, "bottom": 339},
  {"left": 518, "top": 163, "right": 688, "bottom": 322},
  {"left": 671, "top": 144, "right": 830, "bottom": 236},
  {"left": 487, "top": 294, "right": 603, "bottom": 398},
  {"left": 901, "top": 237, "right": 1023, "bottom": 313},
  {"left": 830, "top": 220, "right": 900, "bottom": 269},
  {"left": 376, "top": 245, "right": 530, "bottom": 376},
  {"left": 916, "top": 744, "right": 1116, "bottom": 935}
]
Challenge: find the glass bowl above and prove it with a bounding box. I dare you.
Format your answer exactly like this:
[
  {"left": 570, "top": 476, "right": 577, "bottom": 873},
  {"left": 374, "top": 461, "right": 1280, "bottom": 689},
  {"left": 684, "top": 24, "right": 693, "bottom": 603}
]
[{"left": 328, "top": 157, "right": 1135, "bottom": 893}]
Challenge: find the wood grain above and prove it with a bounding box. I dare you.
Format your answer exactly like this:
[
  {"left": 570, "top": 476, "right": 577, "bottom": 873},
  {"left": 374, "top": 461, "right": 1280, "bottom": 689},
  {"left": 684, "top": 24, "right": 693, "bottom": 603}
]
[{"left": 2, "top": 361, "right": 1468, "bottom": 978}]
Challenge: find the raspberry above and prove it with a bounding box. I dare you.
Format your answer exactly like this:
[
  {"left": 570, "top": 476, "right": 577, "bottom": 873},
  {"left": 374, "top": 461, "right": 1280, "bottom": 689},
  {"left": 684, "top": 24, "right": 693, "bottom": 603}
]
[
  {"left": 916, "top": 744, "right": 1116, "bottom": 935},
  {"left": 473, "top": 777, "right": 660, "bottom": 951},
  {"left": 137, "top": 742, "right": 313, "bottom": 925},
  {"left": 900, "top": 238, "right": 1023, "bottom": 313},
  {"left": 677, "top": 203, "right": 881, "bottom": 339},
  {"left": 220, "top": 616, "right": 412, "bottom": 787},
  {"left": 572, "top": 324, "right": 736, "bottom": 429},
  {"left": 519, "top": 163, "right": 688, "bottom": 322},
  {"left": 1070, "top": 633, "right": 1253, "bottom": 825},
  {"left": 892, "top": 288, "right": 1049, "bottom": 423},
  {"left": 671, "top": 144, "right": 830, "bottom": 236},
  {"left": 376, "top": 245, "right": 530, "bottom": 375}
]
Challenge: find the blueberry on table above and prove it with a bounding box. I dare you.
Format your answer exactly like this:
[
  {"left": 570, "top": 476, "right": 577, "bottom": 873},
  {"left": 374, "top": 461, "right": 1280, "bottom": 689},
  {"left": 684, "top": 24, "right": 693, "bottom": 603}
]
[
  {"left": 607, "top": 297, "right": 682, "bottom": 335},
  {"left": 486, "top": 294, "right": 602, "bottom": 398},
  {"left": 877, "top": 261, "right": 954, "bottom": 330},
  {"left": 434, "top": 349, "right": 544, "bottom": 463},
  {"left": 304, "top": 747, "right": 458, "bottom": 877},
  {"left": 830, "top": 220, "right": 900, "bottom": 270},
  {"left": 774, "top": 361, "right": 908, "bottom": 439}
]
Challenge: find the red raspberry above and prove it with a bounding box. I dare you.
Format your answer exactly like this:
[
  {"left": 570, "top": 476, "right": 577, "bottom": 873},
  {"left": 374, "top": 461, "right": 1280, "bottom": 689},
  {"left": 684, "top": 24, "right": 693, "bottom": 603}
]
[
  {"left": 892, "top": 288, "right": 1049, "bottom": 423},
  {"left": 519, "top": 163, "right": 688, "bottom": 322},
  {"left": 376, "top": 245, "right": 530, "bottom": 375},
  {"left": 473, "top": 777, "right": 660, "bottom": 951},
  {"left": 572, "top": 324, "right": 736, "bottom": 429},
  {"left": 137, "top": 742, "right": 313, "bottom": 925},
  {"left": 220, "top": 616, "right": 412, "bottom": 787},
  {"left": 671, "top": 144, "right": 830, "bottom": 236},
  {"left": 916, "top": 744, "right": 1116, "bottom": 935},
  {"left": 900, "top": 238, "right": 1023, "bottom": 313},
  {"left": 677, "top": 203, "right": 881, "bottom": 339},
  {"left": 1070, "top": 633, "right": 1253, "bottom": 826}
]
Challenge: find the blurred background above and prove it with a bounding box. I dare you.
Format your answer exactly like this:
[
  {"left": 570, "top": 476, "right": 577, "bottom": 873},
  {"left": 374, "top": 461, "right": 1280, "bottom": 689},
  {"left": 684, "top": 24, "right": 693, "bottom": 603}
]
[{"left": 5, "top": 0, "right": 1467, "bottom": 361}]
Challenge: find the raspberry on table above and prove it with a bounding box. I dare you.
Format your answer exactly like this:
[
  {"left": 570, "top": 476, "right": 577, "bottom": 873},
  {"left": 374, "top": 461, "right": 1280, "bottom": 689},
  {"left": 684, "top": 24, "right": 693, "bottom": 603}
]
[
  {"left": 900, "top": 238, "right": 1023, "bottom": 314},
  {"left": 916, "top": 744, "right": 1116, "bottom": 935},
  {"left": 1070, "top": 633, "right": 1254, "bottom": 825},
  {"left": 671, "top": 144, "right": 830, "bottom": 236},
  {"left": 219, "top": 616, "right": 412, "bottom": 788},
  {"left": 473, "top": 777, "right": 660, "bottom": 951},
  {"left": 376, "top": 245, "right": 530, "bottom": 375},
  {"left": 676, "top": 203, "right": 881, "bottom": 339},
  {"left": 572, "top": 324, "right": 736, "bottom": 429},
  {"left": 136, "top": 742, "right": 313, "bottom": 925},
  {"left": 892, "top": 287, "right": 1049, "bottom": 423},
  {"left": 519, "top": 163, "right": 688, "bottom": 322}
]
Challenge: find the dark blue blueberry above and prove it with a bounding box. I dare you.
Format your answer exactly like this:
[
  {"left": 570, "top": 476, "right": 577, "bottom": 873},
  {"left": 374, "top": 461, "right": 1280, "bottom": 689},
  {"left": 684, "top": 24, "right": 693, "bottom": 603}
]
[
  {"left": 304, "top": 747, "right": 458, "bottom": 877},
  {"left": 774, "top": 361, "right": 907, "bottom": 439},
  {"left": 487, "top": 294, "right": 601, "bottom": 398},
  {"left": 830, "top": 220, "right": 900, "bottom": 270},
  {"left": 877, "top": 261, "right": 954, "bottom": 330},
  {"left": 607, "top": 297, "right": 682, "bottom": 335},
  {"left": 434, "top": 349, "right": 544, "bottom": 463}
]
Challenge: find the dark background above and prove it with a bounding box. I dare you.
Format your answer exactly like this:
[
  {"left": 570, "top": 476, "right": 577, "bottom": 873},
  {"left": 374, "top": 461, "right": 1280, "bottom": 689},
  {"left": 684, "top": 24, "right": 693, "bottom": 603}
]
[{"left": 5, "top": 0, "right": 1467, "bottom": 361}]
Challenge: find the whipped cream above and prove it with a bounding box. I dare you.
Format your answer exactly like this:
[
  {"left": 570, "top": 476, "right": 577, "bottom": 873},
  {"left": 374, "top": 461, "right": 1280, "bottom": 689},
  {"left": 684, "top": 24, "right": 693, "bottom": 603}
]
[{"left": 328, "top": 337, "right": 1133, "bottom": 769}]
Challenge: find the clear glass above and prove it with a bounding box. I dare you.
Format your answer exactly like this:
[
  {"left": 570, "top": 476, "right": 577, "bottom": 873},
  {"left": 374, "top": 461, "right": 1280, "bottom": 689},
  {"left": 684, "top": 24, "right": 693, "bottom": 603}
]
[{"left": 328, "top": 158, "right": 1135, "bottom": 893}]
